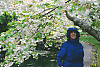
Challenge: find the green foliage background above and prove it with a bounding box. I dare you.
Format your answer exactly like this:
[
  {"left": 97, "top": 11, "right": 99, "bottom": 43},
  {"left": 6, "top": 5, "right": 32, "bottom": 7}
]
[{"left": 0, "top": 0, "right": 99, "bottom": 66}]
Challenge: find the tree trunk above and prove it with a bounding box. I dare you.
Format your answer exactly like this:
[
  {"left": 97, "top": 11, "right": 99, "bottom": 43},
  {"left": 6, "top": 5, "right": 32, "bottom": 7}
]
[{"left": 65, "top": 10, "right": 100, "bottom": 42}]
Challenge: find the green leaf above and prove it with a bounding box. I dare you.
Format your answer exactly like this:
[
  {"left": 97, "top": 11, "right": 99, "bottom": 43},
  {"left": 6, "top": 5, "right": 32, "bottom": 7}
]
[
  {"left": 48, "top": 22, "right": 52, "bottom": 26},
  {"left": 72, "top": 3, "right": 76, "bottom": 8},
  {"left": 35, "top": 15, "right": 40, "bottom": 19},
  {"left": 34, "top": 37, "right": 37, "bottom": 40},
  {"left": 55, "top": 12, "right": 58, "bottom": 15},
  {"left": 76, "top": 14, "right": 78, "bottom": 16},
  {"left": 58, "top": 12, "right": 62, "bottom": 16},
  {"left": 24, "top": 48, "right": 28, "bottom": 51},
  {"left": 13, "top": 45, "right": 16, "bottom": 48},
  {"left": 28, "top": 4, "right": 33, "bottom": 8},
  {"left": 9, "top": 59, "right": 13, "bottom": 62},
  {"left": 26, "top": 39, "right": 29, "bottom": 42},
  {"left": 23, "top": 43, "right": 26, "bottom": 46},
  {"left": 1, "top": 35, "right": 7, "bottom": 41},
  {"left": 1, "top": 44, "right": 5, "bottom": 49},
  {"left": 58, "top": 6, "right": 62, "bottom": 10},
  {"left": 20, "top": 13, "right": 23, "bottom": 15},
  {"left": 12, "top": 12, "right": 16, "bottom": 16},
  {"left": 22, "top": 18, "right": 28, "bottom": 23},
  {"left": 43, "top": 3, "right": 50, "bottom": 7},
  {"left": 54, "top": 0, "right": 58, "bottom": 2},
  {"left": 32, "top": 1, "right": 37, "bottom": 3},
  {"left": 8, "top": 34, "right": 13, "bottom": 37},
  {"left": 40, "top": 18, "right": 44, "bottom": 21},
  {"left": 77, "top": 6, "right": 83, "bottom": 11},
  {"left": 18, "top": 55, "right": 22, "bottom": 58},
  {"left": 36, "top": 5, "right": 41, "bottom": 8},
  {"left": 24, "top": 15, "right": 29, "bottom": 17},
  {"left": 69, "top": 8, "right": 73, "bottom": 13},
  {"left": 26, "top": 36, "right": 30, "bottom": 38},
  {"left": 55, "top": 12, "right": 62, "bottom": 16},
  {"left": 6, "top": 52, "right": 10, "bottom": 56},
  {"left": 48, "top": 42, "right": 53, "bottom": 46},
  {"left": 16, "top": 1, "right": 23, "bottom": 4},
  {"left": 7, "top": 21, "right": 15, "bottom": 26}
]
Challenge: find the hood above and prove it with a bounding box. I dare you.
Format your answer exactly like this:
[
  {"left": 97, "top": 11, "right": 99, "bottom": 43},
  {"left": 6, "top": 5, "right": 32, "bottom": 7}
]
[{"left": 66, "top": 28, "right": 80, "bottom": 42}]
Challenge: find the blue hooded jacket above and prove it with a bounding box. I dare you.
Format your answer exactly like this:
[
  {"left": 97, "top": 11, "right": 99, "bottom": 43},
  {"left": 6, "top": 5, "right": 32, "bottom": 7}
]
[{"left": 57, "top": 28, "right": 84, "bottom": 67}]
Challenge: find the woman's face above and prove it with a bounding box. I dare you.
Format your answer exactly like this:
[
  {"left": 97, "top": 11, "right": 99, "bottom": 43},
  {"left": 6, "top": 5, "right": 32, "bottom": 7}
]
[{"left": 70, "top": 31, "right": 76, "bottom": 40}]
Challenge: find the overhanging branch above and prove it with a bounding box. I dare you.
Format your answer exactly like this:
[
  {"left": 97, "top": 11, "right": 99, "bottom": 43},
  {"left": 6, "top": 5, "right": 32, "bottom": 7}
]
[{"left": 65, "top": 10, "right": 100, "bottom": 42}]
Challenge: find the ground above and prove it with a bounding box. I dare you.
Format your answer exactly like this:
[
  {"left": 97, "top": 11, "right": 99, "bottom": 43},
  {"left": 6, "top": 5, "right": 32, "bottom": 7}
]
[{"left": 82, "top": 42, "right": 92, "bottom": 67}]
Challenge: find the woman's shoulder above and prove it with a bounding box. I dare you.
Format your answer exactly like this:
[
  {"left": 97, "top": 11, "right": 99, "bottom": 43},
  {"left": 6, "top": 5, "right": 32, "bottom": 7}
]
[
  {"left": 64, "top": 41, "right": 69, "bottom": 44},
  {"left": 61, "top": 41, "right": 69, "bottom": 47}
]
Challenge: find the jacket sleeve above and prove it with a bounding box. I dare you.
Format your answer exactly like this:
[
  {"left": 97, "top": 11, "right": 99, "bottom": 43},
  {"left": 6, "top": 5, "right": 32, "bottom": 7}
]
[{"left": 57, "top": 43, "right": 68, "bottom": 66}]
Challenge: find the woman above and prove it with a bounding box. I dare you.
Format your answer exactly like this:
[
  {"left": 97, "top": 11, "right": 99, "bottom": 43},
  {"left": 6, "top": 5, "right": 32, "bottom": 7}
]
[{"left": 57, "top": 28, "right": 84, "bottom": 67}]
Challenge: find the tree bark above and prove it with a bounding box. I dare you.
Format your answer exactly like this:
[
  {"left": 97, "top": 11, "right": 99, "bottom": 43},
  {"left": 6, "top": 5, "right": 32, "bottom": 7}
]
[{"left": 65, "top": 10, "right": 100, "bottom": 42}]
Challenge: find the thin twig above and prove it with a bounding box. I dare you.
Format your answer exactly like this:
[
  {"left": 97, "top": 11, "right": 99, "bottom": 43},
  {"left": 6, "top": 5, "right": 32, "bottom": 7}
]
[{"left": 40, "top": 6, "right": 59, "bottom": 18}]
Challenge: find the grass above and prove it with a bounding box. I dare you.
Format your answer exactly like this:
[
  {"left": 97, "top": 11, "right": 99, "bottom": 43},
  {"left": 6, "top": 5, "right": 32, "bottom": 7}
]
[
  {"left": 79, "top": 35, "right": 100, "bottom": 67},
  {"left": 80, "top": 32, "right": 89, "bottom": 35}
]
